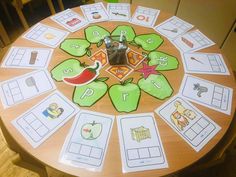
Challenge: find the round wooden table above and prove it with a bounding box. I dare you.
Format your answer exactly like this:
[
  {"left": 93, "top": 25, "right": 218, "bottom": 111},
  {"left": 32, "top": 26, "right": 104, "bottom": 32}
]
[{"left": 0, "top": 4, "right": 236, "bottom": 177}]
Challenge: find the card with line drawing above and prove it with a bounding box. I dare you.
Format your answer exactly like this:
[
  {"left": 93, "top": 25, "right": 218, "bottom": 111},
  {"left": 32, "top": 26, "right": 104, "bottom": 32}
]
[
  {"left": 155, "top": 95, "right": 221, "bottom": 152},
  {"left": 0, "top": 70, "right": 56, "bottom": 109},
  {"left": 181, "top": 52, "right": 230, "bottom": 75},
  {"left": 22, "top": 23, "right": 69, "bottom": 48},
  {"left": 179, "top": 74, "right": 233, "bottom": 115},
  {"left": 1, "top": 47, "right": 53, "bottom": 69},
  {"left": 80, "top": 2, "right": 109, "bottom": 23},
  {"left": 59, "top": 110, "right": 114, "bottom": 171},
  {"left": 130, "top": 6, "right": 160, "bottom": 28},
  {"left": 51, "top": 9, "right": 88, "bottom": 32},
  {"left": 154, "top": 16, "right": 193, "bottom": 40},
  {"left": 171, "top": 30, "right": 215, "bottom": 53},
  {"left": 117, "top": 113, "right": 168, "bottom": 173},
  {"left": 12, "top": 91, "right": 79, "bottom": 148},
  {"left": 107, "top": 3, "right": 131, "bottom": 22}
]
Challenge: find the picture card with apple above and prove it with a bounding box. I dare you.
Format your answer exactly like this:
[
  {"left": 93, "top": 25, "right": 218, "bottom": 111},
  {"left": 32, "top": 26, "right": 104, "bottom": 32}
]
[{"left": 59, "top": 110, "right": 114, "bottom": 171}]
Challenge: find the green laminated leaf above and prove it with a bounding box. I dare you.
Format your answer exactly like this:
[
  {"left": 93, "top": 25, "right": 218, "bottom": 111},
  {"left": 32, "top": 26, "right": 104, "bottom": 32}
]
[
  {"left": 60, "top": 39, "right": 90, "bottom": 57},
  {"left": 134, "top": 33, "right": 163, "bottom": 51},
  {"left": 51, "top": 59, "right": 84, "bottom": 81},
  {"left": 73, "top": 80, "right": 108, "bottom": 107},
  {"left": 138, "top": 74, "right": 173, "bottom": 100},
  {"left": 85, "top": 25, "right": 110, "bottom": 44},
  {"left": 109, "top": 82, "right": 141, "bottom": 113},
  {"left": 148, "top": 51, "right": 179, "bottom": 71},
  {"left": 111, "top": 25, "right": 136, "bottom": 42}
]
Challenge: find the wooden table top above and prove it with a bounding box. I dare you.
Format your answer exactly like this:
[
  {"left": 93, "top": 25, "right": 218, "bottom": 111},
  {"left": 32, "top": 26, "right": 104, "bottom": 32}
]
[{"left": 0, "top": 4, "right": 236, "bottom": 177}]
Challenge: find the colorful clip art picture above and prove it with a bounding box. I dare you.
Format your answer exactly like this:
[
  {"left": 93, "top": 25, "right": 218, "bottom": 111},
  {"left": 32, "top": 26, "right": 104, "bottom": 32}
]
[{"left": 42, "top": 103, "right": 64, "bottom": 119}]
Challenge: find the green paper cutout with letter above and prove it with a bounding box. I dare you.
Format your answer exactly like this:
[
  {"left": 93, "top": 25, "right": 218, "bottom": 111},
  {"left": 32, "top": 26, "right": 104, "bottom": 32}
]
[
  {"left": 111, "top": 25, "right": 136, "bottom": 42},
  {"left": 85, "top": 25, "right": 110, "bottom": 47},
  {"left": 138, "top": 74, "right": 173, "bottom": 99},
  {"left": 81, "top": 121, "right": 102, "bottom": 140},
  {"left": 132, "top": 33, "right": 163, "bottom": 51},
  {"left": 73, "top": 77, "right": 108, "bottom": 107},
  {"left": 148, "top": 51, "right": 179, "bottom": 71},
  {"left": 60, "top": 38, "right": 91, "bottom": 57},
  {"left": 109, "top": 78, "right": 141, "bottom": 113},
  {"left": 51, "top": 59, "right": 84, "bottom": 81}
]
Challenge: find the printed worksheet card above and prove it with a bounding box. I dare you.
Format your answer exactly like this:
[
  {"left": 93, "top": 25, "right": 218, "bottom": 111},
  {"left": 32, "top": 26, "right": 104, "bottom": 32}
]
[
  {"left": 171, "top": 30, "right": 215, "bottom": 53},
  {"left": 179, "top": 74, "right": 233, "bottom": 115},
  {"left": 154, "top": 16, "right": 193, "bottom": 40},
  {"left": 181, "top": 52, "right": 230, "bottom": 75},
  {"left": 22, "top": 23, "right": 69, "bottom": 48},
  {"left": 80, "top": 2, "right": 109, "bottom": 23},
  {"left": 0, "top": 70, "right": 56, "bottom": 109},
  {"left": 51, "top": 9, "right": 89, "bottom": 32},
  {"left": 107, "top": 3, "right": 131, "bottom": 22},
  {"left": 130, "top": 6, "right": 160, "bottom": 28},
  {"left": 12, "top": 91, "right": 79, "bottom": 148},
  {"left": 117, "top": 113, "right": 168, "bottom": 173},
  {"left": 155, "top": 95, "right": 221, "bottom": 152},
  {"left": 1, "top": 47, "right": 53, "bottom": 69},
  {"left": 59, "top": 110, "right": 114, "bottom": 171}
]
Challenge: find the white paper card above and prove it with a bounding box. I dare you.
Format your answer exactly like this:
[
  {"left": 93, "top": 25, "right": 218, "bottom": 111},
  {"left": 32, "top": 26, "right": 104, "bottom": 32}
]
[
  {"left": 107, "top": 3, "right": 131, "bottom": 22},
  {"left": 59, "top": 110, "right": 114, "bottom": 171},
  {"left": 117, "top": 113, "right": 168, "bottom": 173},
  {"left": 12, "top": 91, "right": 79, "bottom": 148},
  {"left": 154, "top": 16, "right": 193, "bottom": 40},
  {"left": 155, "top": 95, "right": 221, "bottom": 152},
  {"left": 22, "top": 23, "right": 69, "bottom": 48},
  {"left": 181, "top": 52, "right": 230, "bottom": 75},
  {"left": 171, "top": 30, "right": 215, "bottom": 53},
  {"left": 51, "top": 9, "right": 88, "bottom": 32},
  {"left": 80, "top": 2, "right": 109, "bottom": 23},
  {"left": 130, "top": 6, "right": 160, "bottom": 28},
  {"left": 0, "top": 70, "right": 56, "bottom": 109},
  {"left": 1, "top": 47, "right": 53, "bottom": 69},
  {"left": 179, "top": 74, "right": 233, "bottom": 115}
]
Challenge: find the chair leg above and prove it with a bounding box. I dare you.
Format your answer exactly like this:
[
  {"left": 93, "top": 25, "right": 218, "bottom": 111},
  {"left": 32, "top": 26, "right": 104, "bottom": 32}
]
[
  {"left": 57, "top": 0, "right": 65, "bottom": 11},
  {"left": 0, "top": 1, "right": 14, "bottom": 25},
  {"left": 14, "top": 6, "right": 29, "bottom": 30},
  {"left": 0, "top": 21, "right": 11, "bottom": 45},
  {"left": 46, "top": 0, "right": 56, "bottom": 15},
  {"left": 12, "top": 154, "right": 48, "bottom": 177}
]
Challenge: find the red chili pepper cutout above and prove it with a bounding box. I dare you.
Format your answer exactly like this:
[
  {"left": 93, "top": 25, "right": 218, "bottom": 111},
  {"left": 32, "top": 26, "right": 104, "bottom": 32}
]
[{"left": 63, "top": 61, "right": 102, "bottom": 86}]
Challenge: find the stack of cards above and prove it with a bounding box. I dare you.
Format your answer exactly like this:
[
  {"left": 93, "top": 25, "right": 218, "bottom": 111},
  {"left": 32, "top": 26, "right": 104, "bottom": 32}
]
[
  {"left": 117, "top": 113, "right": 168, "bottom": 173},
  {"left": 156, "top": 95, "right": 221, "bottom": 152},
  {"left": 80, "top": 2, "right": 109, "bottom": 23},
  {"left": 1, "top": 47, "right": 53, "bottom": 69},
  {"left": 12, "top": 91, "right": 79, "bottom": 148},
  {"left": 154, "top": 16, "right": 193, "bottom": 40},
  {"left": 51, "top": 9, "right": 89, "bottom": 32},
  {"left": 179, "top": 74, "right": 233, "bottom": 115},
  {"left": 22, "top": 23, "right": 69, "bottom": 48},
  {"left": 59, "top": 110, "right": 114, "bottom": 171},
  {"left": 130, "top": 6, "right": 160, "bottom": 28},
  {"left": 0, "top": 70, "right": 56, "bottom": 108}
]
